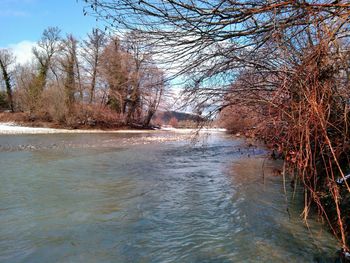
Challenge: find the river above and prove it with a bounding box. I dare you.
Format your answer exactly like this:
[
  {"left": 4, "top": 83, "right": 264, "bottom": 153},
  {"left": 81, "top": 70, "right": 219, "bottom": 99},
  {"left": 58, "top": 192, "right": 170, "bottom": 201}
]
[{"left": 0, "top": 132, "right": 339, "bottom": 262}]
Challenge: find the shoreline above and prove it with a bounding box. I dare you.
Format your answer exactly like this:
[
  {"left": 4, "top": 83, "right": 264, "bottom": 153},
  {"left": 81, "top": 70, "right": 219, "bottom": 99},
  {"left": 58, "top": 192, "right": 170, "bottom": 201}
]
[{"left": 0, "top": 122, "right": 226, "bottom": 135}]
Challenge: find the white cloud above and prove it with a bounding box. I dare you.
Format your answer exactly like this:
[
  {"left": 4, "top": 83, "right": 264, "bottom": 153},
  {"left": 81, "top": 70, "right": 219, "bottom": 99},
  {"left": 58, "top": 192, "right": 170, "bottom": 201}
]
[{"left": 8, "top": 41, "right": 36, "bottom": 65}]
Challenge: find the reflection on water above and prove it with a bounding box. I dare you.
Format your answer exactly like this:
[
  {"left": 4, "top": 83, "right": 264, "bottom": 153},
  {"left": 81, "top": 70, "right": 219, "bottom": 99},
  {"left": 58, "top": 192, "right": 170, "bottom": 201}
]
[{"left": 0, "top": 133, "right": 339, "bottom": 262}]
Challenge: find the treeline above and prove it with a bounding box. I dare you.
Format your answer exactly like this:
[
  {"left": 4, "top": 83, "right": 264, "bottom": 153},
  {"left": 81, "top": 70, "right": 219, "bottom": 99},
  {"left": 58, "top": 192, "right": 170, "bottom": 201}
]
[
  {"left": 153, "top": 110, "right": 206, "bottom": 128},
  {"left": 0, "top": 27, "right": 165, "bottom": 128}
]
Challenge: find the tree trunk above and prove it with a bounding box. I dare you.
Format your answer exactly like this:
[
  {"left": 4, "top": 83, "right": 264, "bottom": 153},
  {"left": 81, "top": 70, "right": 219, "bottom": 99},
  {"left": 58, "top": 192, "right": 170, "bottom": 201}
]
[{"left": 0, "top": 59, "right": 14, "bottom": 112}]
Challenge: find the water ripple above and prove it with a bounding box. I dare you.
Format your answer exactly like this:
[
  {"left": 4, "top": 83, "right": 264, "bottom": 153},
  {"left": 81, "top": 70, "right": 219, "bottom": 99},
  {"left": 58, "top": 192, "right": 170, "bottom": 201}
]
[{"left": 0, "top": 133, "right": 339, "bottom": 262}]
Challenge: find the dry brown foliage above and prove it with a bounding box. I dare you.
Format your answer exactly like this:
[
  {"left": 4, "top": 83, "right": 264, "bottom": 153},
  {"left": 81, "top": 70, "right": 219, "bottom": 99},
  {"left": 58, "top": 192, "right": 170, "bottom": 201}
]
[{"left": 222, "top": 38, "right": 350, "bottom": 250}]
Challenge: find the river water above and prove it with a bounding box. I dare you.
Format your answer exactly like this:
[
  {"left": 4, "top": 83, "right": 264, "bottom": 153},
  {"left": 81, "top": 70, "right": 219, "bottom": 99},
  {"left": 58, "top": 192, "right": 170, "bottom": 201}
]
[{"left": 0, "top": 132, "right": 339, "bottom": 262}]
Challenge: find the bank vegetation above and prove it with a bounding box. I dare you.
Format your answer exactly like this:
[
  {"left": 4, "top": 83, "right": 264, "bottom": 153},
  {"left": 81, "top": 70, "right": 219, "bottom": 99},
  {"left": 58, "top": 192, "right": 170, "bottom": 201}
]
[{"left": 0, "top": 27, "right": 166, "bottom": 129}]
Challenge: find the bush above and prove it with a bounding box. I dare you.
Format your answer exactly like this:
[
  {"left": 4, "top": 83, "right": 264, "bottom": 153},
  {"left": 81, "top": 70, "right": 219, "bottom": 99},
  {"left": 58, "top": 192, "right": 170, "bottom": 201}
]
[
  {"left": 219, "top": 104, "right": 259, "bottom": 134},
  {"left": 40, "top": 84, "right": 67, "bottom": 122},
  {"left": 0, "top": 91, "right": 9, "bottom": 110}
]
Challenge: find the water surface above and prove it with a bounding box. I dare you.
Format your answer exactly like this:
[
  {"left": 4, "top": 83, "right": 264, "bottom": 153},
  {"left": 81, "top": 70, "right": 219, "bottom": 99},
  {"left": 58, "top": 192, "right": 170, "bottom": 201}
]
[{"left": 0, "top": 132, "right": 339, "bottom": 262}]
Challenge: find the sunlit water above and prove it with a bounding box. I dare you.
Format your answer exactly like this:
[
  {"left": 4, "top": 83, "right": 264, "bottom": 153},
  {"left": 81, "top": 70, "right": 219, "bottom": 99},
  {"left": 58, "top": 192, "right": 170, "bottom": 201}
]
[{"left": 0, "top": 132, "right": 339, "bottom": 262}]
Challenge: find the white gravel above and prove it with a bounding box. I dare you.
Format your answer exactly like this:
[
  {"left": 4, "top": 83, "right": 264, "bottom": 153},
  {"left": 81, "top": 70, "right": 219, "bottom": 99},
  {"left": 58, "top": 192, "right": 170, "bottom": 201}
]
[
  {"left": 0, "top": 122, "right": 149, "bottom": 134},
  {"left": 0, "top": 122, "right": 226, "bottom": 135}
]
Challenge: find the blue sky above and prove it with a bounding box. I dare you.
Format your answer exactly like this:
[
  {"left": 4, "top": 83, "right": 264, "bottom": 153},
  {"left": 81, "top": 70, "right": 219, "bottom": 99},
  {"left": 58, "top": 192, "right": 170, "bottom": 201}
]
[
  {"left": 0, "top": 0, "right": 101, "bottom": 61},
  {"left": 0, "top": 0, "right": 99, "bottom": 46}
]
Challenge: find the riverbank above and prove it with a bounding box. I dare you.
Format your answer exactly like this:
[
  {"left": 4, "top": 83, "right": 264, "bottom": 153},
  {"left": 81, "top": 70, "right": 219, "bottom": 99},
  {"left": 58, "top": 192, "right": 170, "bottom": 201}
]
[
  {"left": 0, "top": 122, "right": 154, "bottom": 135},
  {"left": 0, "top": 122, "right": 226, "bottom": 135},
  {"left": 0, "top": 112, "right": 226, "bottom": 135}
]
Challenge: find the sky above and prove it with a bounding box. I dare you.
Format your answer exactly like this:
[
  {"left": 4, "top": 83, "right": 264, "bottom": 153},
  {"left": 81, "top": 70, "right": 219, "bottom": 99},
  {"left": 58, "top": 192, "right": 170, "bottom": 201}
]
[{"left": 0, "top": 0, "right": 101, "bottom": 63}]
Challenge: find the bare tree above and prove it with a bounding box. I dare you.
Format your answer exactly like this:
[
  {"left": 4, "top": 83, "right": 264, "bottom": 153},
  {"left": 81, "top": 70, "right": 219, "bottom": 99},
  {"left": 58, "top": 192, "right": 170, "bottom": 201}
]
[
  {"left": 60, "top": 34, "right": 79, "bottom": 113},
  {"left": 141, "top": 65, "right": 165, "bottom": 127},
  {"left": 82, "top": 0, "right": 350, "bottom": 102},
  {"left": 99, "top": 34, "right": 166, "bottom": 126},
  {"left": 123, "top": 31, "right": 151, "bottom": 123},
  {"left": 100, "top": 37, "right": 131, "bottom": 114},
  {"left": 31, "top": 26, "right": 61, "bottom": 106},
  {"left": 0, "top": 49, "right": 15, "bottom": 112},
  {"left": 12, "top": 63, "right": 36, "bottom": 112},
  {"left": 82, "top": 28, "right": 107, "bottom": 103}
]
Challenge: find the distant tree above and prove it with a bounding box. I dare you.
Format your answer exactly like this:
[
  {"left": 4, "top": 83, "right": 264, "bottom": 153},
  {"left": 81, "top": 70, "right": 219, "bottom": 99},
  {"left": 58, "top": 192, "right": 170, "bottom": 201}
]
[
  {"left": 31, "top": 27, "right": 61, "bottom": 108},
  {"left": 100, "top": 33, "right": 166, "bottom": 126},
  {"left": 142, "top": 65, "right": 165, "bottom": 127},
  {"left": 82, "top": 28, "right": 107, "bottom": 103},
  {"left": 60, "top": 34, "right": 79, "bottom": 113},
  {"left": 100, "top": 37, "right": 131, "bottom": 114},
  {"left": 12, "top": 63, "right": 36, "bottom": 111},
  {"left": 0, "top": 49, "right": 15, "bottom": 112},
  {"left": 75, "top": 45, "right": 83, "bottom": 101},
  {"left": 123, "top": 31, "right": 147, "bottom": 123},
  {"left": 168, "top": 117, "right": 178, "bottom": 127}
]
